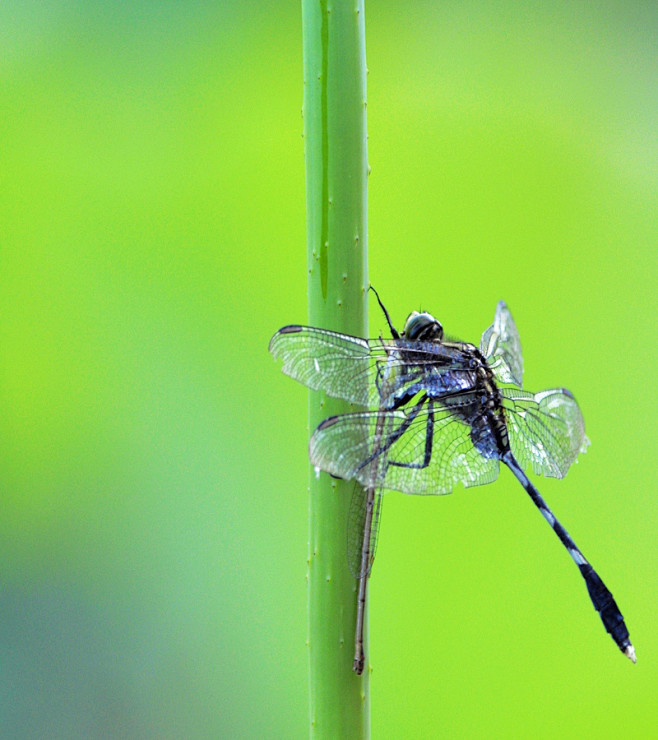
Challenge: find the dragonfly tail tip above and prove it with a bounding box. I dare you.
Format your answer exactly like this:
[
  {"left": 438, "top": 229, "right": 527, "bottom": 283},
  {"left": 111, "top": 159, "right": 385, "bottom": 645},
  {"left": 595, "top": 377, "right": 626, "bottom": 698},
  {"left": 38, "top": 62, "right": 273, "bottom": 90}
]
[{"left": 624, "top": 644, "right": 636, "bottom": 664}]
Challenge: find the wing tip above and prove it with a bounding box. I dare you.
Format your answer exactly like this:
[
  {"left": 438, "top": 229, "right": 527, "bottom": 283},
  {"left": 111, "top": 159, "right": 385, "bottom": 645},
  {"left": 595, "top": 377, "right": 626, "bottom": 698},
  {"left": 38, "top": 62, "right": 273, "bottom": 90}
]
[
  {"left": 278, "top": 324, "right": 304, "bottom": 334},
  {"left": 269, "top": 325, "right": 304, "bottom": 355},
  {"left": 316, "top": 415, "right": 340, "bottom": 430}
]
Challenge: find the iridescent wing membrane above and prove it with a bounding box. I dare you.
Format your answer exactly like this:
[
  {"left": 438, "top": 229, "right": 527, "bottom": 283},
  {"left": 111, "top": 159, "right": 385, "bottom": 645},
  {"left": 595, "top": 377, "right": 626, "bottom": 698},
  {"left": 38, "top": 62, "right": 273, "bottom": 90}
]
[
  {"left": 483, "top": 301, "right": 588, "bottom": 479},
  {"left": 502, "top": 388, "right": 588, "bottom": 479},
  {"left": 309, "top": 399, "right": 500, "bottom": 495},
  {"left": 480, "top": 300, "right": 524, "bottom": 386}
]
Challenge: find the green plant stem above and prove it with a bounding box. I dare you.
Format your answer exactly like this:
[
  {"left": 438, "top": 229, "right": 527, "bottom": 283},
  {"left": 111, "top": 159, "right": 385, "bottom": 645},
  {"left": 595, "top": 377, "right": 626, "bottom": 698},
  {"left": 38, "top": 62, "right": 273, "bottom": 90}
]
[{"left": 302, "top": 0, "right": 369, "bottom": 737}]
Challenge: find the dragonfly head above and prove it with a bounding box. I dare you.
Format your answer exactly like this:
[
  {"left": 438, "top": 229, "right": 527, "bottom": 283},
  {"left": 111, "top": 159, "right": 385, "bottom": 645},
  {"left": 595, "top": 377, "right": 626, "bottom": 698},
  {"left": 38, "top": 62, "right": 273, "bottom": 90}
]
[{"left": 402, "top": 311, "right": 444, "bottom": 342}]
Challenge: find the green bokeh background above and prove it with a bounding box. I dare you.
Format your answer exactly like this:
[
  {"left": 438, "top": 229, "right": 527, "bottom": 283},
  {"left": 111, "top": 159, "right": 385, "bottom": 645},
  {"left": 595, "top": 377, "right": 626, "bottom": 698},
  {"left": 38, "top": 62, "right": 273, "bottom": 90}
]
[{"left": 2, "top": 2, "right": 657, "bottom": 738}]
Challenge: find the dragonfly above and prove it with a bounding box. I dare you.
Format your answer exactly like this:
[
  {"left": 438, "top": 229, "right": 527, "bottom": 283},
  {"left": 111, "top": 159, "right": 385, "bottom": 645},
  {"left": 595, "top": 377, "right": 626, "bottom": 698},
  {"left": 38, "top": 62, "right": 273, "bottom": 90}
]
[{"left": 269, "top": 289, "right": 635, "bottom": 673}]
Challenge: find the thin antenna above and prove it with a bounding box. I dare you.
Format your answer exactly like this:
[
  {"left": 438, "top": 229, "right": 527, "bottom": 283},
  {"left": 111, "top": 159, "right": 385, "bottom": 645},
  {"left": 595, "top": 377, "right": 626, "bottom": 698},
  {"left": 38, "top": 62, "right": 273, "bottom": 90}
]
[{"left": 369, "top": 285, "right": 399, "bottom": 338}]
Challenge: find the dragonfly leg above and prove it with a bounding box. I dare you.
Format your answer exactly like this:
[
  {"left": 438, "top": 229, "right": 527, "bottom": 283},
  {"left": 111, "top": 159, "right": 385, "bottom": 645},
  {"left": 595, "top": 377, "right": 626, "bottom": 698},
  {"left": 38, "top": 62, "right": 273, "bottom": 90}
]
[
  {"left": 388, "top": 379, "right": 425, "bottom": 410},
  {"left": 503, "top": 452, "right": 635, "bottom": 662},
  {"left": 389, "top": 399, "right": 435, "bottom": 470},
  {"left": 355, "top": 396, "right": 428, "bottom": 474},
  {"left": 353, "top": 485, "right": 375, "bottom": 674}
]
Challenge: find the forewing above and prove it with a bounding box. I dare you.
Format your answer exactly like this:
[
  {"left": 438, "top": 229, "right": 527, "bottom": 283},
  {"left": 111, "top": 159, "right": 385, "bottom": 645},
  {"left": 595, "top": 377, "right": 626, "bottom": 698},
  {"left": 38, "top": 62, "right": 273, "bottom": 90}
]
[
  {"left": 347, "top": 483, "right": 383, "bottom": 579},
  {"left": 269, "top": 325, "right": 379, "bottom": 406},
  {"left": 502, "top": 387, "right": 589, "bottom": 478},
  {"left": 310, "top": 403, "right": 499, "bottom": 496},
  {"left": 480, "top": 301, "right": 523, "bottom": 386}
]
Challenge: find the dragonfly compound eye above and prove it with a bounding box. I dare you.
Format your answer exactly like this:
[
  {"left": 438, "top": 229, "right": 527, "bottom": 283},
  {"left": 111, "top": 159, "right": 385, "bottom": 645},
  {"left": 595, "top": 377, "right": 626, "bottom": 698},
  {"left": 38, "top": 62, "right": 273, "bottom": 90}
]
[{"left": 403, "top": 311, "right": 444, "bottom": 342}]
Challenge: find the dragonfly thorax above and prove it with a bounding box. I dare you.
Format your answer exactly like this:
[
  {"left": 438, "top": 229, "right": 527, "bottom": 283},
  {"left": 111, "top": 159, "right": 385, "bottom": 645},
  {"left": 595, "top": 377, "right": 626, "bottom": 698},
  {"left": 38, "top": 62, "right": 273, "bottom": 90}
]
[{"left": 402, "top": 311, "right": 443, "bottom": 342}]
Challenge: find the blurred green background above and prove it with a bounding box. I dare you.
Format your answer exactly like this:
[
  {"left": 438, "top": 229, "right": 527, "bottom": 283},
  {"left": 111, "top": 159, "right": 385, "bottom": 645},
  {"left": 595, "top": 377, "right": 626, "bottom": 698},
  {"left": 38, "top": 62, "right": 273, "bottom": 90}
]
[{"left": 2, "top": 1, "right": 657, "bottom": 738}]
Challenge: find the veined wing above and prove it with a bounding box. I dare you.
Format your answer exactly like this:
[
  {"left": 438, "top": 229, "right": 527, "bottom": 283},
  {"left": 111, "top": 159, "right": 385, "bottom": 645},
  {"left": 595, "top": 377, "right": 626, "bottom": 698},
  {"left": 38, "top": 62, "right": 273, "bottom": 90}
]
[
  {"left": 269, "top": 325, "right": 476, "bottom": 409},
  {"left": 269, "top": 325, "right": 379, "bottom": 406},
  {"left": 502, "top": 387, "right": 589, "bottom": 478},
  {"left": 347, "top": 483, "right": 383, "bottom": 579},
  {"left": 480, "top": 301, "right": 523, "bottom": 387},
  {"left": 309, "top": 399, "right": 499, "bottom": 496}
]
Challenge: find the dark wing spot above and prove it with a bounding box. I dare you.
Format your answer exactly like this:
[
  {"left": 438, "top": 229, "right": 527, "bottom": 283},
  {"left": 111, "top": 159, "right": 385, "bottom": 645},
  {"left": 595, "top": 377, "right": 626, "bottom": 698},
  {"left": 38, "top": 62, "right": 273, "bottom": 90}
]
[{"left": 317, "top": 416, "right": 340, "bottom": 430}]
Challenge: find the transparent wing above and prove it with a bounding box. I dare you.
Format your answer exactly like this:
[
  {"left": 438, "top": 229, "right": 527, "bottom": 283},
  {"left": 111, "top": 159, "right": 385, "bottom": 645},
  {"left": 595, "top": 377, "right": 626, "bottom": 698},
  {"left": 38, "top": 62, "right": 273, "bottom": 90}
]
[
  {"left": 347, "top": 483, "right": 383, "bottom": 579},
  {"left": 269, "top": 325, "right": 377, "bottom": 406},
  {"left": 270, "top": 325, "right": 476, "bottom": 408},
  {"left": 480, "top": 301, "right": 523, "bottom": 386},
  {"left": 502, "top": 387, "right": 589, "bottom": 478},
  {"left": 309, "top": 402, "right": 499, "bottom": 496}
]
